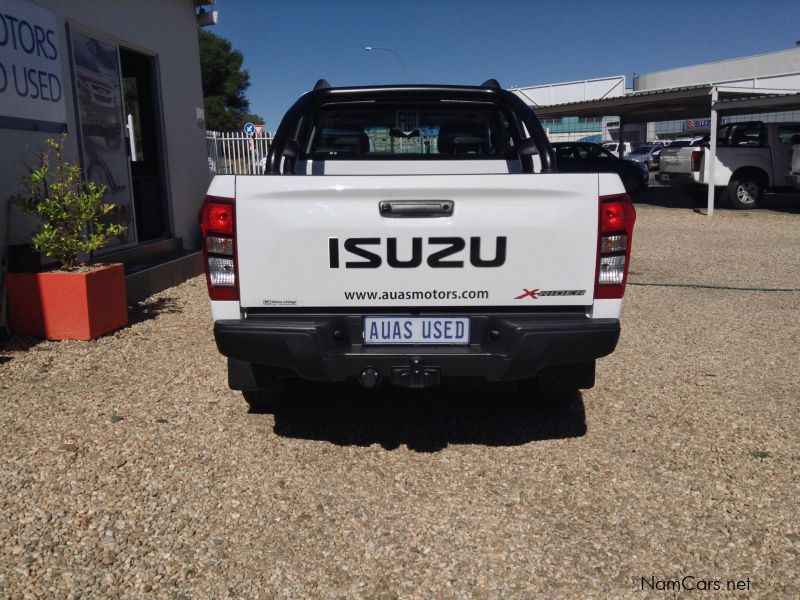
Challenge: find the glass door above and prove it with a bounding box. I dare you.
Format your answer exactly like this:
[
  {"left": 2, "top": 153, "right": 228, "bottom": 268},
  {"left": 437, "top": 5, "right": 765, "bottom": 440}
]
[
  {"left": 69, "top": 30, "right": 136, "bottom": 247},
  {"left": 121, "top": 49, "right": 169, "bottom": 242}
]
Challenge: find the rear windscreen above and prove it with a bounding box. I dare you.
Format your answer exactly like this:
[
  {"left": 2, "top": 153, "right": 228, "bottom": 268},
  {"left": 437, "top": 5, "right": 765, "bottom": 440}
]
[{"left": 303, "top": 104, "right": 517, "bottom": 159}]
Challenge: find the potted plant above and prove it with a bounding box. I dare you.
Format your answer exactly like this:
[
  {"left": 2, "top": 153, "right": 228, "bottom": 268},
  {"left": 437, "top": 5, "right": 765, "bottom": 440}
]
[{"left": 6, "top": 137, "right": 128, "bottom": 340}]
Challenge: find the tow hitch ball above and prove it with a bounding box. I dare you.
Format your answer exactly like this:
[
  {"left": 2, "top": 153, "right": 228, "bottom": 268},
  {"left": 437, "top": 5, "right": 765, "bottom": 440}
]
[{"left": 392, "top": 358, "right": 441, "bottom": 389}]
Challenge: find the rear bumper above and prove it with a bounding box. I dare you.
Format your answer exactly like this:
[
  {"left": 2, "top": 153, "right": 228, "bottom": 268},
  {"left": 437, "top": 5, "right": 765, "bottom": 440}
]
[
  {"left": 213, "top": 313, "right": 620, "bottom": 384},
  {"left": 656, "top": 172, "right": 693, "bottom": 186}
]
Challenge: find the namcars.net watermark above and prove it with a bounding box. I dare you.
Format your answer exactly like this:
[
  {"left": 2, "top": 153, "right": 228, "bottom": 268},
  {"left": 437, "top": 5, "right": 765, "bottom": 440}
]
[{"left": 639, "top": 575, "right": 753, "bottom": 593}]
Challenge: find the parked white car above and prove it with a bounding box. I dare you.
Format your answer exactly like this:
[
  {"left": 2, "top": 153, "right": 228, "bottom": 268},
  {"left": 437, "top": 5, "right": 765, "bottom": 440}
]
[
  {"left": 692, "top": 121, "right": 800, "bottom": 208},
  {"left": 601, "top": 141, "right": 632, "bottom": 156}
]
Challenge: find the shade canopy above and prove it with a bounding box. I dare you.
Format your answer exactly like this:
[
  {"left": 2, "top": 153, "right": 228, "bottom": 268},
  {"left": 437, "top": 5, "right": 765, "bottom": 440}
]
[{"left": 521, "top": 85, "right": 800, "bottom": 123}]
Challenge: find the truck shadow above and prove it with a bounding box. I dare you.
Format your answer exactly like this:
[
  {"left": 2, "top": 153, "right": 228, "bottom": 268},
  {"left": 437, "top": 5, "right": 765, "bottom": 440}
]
[
  {"left": 267, "top": 380, "right": 587, "bottom": 452},
  {"left": 635, "top": 183, "right": 800, "bottom": 214}
]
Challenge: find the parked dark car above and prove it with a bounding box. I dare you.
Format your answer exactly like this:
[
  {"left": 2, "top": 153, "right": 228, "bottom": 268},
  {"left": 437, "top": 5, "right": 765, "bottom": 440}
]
[{"left": 553, "top": 142, "right": 649, "bottom": 193}]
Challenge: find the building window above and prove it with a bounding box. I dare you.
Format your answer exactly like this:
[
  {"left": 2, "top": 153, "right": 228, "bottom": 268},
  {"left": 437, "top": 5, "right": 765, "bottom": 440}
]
[
  {"left": 540, "top": 117, "right": 562, "bottom": 125},
  {"left": 578, "top": 116, "right": 601, "bottom": 123}
]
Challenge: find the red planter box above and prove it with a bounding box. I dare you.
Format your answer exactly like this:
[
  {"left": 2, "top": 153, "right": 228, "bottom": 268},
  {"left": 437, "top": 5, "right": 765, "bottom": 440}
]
[{"left": 6, "top": 263, "right": 128, "bottom": 340}]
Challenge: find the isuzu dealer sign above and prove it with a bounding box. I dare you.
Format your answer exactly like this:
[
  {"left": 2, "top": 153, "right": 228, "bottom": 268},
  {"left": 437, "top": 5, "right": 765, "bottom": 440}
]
[
  {"left": 0, "top": 0, "right": 67, "bottom": 132},
  {"left": 686, "top": 118, "right": 711, "bottom": 130}
]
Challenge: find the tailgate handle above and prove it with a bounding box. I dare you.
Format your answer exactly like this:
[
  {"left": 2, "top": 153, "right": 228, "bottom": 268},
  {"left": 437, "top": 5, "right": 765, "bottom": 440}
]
[{"left": 379, "top": 200, "right": 453, "bottom": 218}]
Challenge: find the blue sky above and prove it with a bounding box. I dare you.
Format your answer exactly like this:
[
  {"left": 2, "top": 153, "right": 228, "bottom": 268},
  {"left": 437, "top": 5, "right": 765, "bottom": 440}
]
[{"left": 211, "top": 0, "right": 800, "bottom": 130}]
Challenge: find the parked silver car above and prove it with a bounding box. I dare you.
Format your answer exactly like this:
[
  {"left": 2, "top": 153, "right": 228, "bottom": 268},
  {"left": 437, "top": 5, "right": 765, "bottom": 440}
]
[{"left": 626, "top": 145, "right": 661, "bottom": 170}]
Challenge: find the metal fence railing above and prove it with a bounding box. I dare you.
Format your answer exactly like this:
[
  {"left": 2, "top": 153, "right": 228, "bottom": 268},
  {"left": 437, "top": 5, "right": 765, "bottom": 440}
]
[{"left": 206, "top": 130, "right": 273, "bottom": 176}]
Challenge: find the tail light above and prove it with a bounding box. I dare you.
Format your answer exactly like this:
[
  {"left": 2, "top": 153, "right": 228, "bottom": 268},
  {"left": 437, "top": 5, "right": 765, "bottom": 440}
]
[
  {"left": 691, "top": 150, "right": 702, "bottom": 173},
  {"left": 200, "top": 196, "right": 238, "bottom": 301},
  {"left": 595, "top": 194, "right": 636, "bottom": 300}
]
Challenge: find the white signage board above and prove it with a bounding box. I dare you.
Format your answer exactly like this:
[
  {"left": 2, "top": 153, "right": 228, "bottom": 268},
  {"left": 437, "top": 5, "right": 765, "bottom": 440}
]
[{"left": 0, "top": 0, "right": 67, "bottom": 132}]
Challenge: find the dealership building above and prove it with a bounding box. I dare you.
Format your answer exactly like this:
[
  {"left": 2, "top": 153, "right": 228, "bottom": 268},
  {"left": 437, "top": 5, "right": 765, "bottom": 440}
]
[
  {"left": 512, "top": 46, "right": 800, "bottom": 143},
  {"left": 0, "top": 0, "right": 213, "bottom": 315}
]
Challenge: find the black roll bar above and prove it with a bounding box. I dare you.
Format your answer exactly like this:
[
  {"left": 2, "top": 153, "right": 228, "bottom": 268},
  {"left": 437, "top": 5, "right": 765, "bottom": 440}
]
[{"left": 265, "top": 83, "right": 556, "bottom": 174}]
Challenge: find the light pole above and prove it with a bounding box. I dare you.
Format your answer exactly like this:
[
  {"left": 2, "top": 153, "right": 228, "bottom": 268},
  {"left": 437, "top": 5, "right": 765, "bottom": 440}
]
[{"left": 365, "top": 46, "right": 407, "bottom": 82}]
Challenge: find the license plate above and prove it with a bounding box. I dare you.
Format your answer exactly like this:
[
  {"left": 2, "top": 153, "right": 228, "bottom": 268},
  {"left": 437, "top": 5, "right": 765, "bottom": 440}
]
[
  {"left": 363, "top": 316, "right": 470, "bottom": 345},
  {"left": 661, "top": 173, "right": 670, "bottom": 180}
]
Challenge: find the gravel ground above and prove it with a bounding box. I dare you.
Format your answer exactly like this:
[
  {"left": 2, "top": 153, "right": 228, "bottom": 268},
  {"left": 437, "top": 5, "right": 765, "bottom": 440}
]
[{"left": 1, "top": 204, "right": 798, "bottom": 598}]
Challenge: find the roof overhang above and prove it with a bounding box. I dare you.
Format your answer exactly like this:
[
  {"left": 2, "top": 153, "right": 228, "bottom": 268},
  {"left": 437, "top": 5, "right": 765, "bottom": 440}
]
[
  {"left": 528, "top": 84, "right": 800, "bottom": 123},
  {"left": 712, "top": 88, "right": 800, "bottom": 115}
]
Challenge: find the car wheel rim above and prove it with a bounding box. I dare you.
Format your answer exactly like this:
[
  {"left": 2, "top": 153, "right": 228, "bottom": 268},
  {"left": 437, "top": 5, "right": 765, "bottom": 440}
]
[{"left": 736, "top": 182, "right": 758, "bottom": 204}]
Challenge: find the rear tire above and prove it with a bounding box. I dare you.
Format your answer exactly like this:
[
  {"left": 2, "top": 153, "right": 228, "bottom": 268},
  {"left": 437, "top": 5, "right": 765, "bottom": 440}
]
[
  {"left": 727, "top": 177, "right": 762, "bottom": 209},
  {"left": 517, "top": 378, "right": 576, "bottom": 411},
  {"left": 242, "top": 381, "right": 290, "bottom": 413}
]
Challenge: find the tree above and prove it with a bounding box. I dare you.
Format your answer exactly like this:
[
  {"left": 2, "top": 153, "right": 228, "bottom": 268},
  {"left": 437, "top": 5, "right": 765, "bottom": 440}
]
[
  {"left": 198, "top": 31, "right": 264, "bottom": 131},
  {"left": 241, "top": 113, "right": 267, "bottom": 127}
]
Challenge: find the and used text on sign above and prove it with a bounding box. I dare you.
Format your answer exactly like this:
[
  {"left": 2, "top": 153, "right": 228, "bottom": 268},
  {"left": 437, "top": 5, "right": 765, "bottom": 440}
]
[{"left": 0, "top": 0, "right": 67, "bottom": 132}]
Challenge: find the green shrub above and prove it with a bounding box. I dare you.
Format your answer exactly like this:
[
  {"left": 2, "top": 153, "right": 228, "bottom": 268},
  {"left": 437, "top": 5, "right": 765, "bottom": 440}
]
[{"left": 11, "top": 136, "right": 126, "bottom": 270}]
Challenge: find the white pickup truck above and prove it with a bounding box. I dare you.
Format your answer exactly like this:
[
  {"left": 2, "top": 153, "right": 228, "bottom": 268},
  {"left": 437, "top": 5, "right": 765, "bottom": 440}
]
[
  {"left": 691, "top": 121, "right": 800, "bottom": 208},
  {"left": 201, "top": 80, "right": 636, "bottom": 409},
  {"left": 654, "top": 137, "right": 707, "bottom": 187}
]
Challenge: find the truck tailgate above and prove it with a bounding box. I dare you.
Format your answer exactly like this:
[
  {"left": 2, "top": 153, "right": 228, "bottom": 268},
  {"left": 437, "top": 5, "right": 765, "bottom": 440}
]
[
  {"left": 659, "top": 147, "right": 693, "bottom": 174},
  {"left": 235, "top": 174, "right": 601, "bottom": 309}
]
